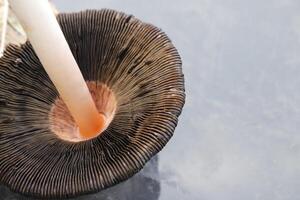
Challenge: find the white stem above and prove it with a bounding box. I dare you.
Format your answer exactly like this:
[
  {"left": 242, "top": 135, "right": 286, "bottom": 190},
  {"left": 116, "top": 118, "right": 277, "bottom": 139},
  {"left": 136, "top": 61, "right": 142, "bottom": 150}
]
[
  {"left": 9, "top": 0, "right": 105, "bottom": 138},
  {"left": 0, "top": 0, "right": 9, "bottom": 57}
]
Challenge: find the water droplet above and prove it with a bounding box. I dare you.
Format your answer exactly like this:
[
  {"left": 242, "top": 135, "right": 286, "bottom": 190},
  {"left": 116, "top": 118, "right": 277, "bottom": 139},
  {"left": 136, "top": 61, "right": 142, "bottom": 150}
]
[
  {"left": 153, "top": 132, "right": 160, "bottom": 137},
  {"left": 14, "top": 58, "right": 22, "bottom": 65},
  {"left": 169, "top": 88, "right": 178, "bottom": 92},
  {"left": 144, "top": 60, "right": 153, "bottom": 65},
  {"left": 132, "top": 112, "right": 143, "bottom": 121},
  {"left": 115, "top": 13, "right": 121, "bottom": 20}
]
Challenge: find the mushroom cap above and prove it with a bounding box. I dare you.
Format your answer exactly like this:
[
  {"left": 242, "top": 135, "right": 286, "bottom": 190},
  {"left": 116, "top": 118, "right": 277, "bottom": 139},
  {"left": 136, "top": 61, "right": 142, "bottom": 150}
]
[{"left": 0, "top": 9, "right": 185, "bottom": 198}]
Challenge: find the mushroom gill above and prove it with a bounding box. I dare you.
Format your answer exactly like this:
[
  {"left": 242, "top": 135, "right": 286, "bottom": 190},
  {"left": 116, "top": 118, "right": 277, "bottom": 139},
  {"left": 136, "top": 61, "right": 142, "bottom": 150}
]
[{"left": 0, "top": 9, "right": 185, "bottom": 198}]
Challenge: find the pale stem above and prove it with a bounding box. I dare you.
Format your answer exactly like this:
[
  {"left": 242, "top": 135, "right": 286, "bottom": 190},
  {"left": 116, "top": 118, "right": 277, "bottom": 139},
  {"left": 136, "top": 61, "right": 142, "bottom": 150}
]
[
  {"left": 0, "top": 0, "right": 9, "bottom": 57},
  {"left": 9, "top": 0, "right": 106, "bottom": 139}
]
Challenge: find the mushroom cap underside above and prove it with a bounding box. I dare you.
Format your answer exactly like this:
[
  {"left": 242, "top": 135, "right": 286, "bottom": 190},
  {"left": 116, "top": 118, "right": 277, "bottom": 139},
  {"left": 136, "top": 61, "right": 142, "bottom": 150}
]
[{"left": 0, "top": 9, "right": 185, "bottom": 199}]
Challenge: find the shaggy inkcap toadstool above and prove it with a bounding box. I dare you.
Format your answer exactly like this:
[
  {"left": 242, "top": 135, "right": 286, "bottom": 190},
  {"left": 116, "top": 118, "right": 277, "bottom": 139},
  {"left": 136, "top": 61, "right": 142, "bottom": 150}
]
[{"left": 0, "top": 9, "right": 185, "bottom": 198}]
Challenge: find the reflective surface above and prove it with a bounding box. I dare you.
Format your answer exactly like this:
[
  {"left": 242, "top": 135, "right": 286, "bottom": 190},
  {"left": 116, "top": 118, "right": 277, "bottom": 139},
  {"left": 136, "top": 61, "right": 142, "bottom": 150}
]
[{"left": 2, "top": 0, "right": 300, "bottom": 199}]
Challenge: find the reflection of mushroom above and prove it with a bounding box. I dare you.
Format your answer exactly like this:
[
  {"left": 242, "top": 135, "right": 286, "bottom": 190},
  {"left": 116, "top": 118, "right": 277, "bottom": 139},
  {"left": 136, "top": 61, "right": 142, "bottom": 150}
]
[{"left": 0, "top": 9, "right": 185, "bottom": 199}]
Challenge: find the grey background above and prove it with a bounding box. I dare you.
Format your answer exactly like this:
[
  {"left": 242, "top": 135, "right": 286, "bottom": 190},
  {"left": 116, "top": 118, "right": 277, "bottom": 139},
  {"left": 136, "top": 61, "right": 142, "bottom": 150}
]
[{"left": 2, "top": 0, "right": 300, "bottom": 199}]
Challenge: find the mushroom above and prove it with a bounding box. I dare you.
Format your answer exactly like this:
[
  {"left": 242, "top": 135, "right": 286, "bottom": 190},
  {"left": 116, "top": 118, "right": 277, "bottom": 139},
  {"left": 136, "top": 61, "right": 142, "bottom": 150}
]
[{"left": 0, "top": 9, "right": 185, "bottom": 199}]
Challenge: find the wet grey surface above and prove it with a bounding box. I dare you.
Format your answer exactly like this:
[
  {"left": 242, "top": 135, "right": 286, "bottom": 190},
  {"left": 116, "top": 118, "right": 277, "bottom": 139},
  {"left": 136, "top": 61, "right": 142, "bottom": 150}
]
[{"left": 2, "top": 0, "right": 300, "bottom": 199}]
